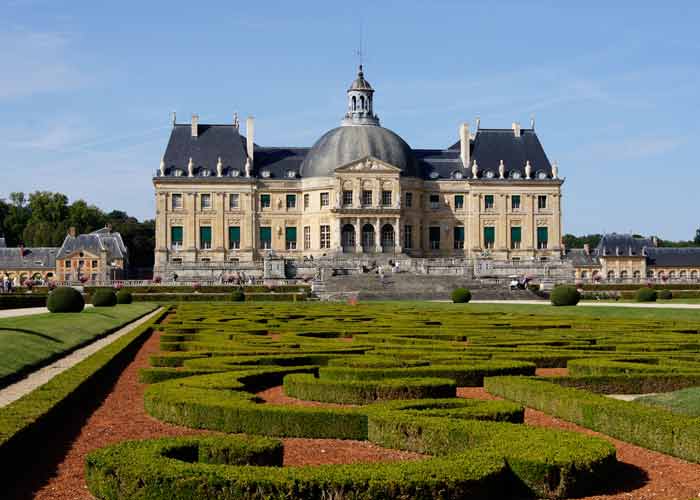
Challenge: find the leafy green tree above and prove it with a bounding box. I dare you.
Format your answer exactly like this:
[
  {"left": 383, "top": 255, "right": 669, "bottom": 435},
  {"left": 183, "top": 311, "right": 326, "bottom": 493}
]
[{"left": 2, "top": 192, "right": 31, "bottom": 246}]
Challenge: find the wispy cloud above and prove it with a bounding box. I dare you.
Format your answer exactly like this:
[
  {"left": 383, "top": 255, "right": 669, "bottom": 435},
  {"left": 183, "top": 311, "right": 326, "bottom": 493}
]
[
  {"left": 0, "top": 30, "right": 86, "bottom": 99},
  {"left": 583, "top": 135, "right": 687, "bottom": 161}
]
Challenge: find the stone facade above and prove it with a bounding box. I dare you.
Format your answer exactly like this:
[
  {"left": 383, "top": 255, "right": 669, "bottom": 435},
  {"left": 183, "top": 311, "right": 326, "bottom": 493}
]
[{"left": 153, "top": 66, "right": 563, "bottom": 278}]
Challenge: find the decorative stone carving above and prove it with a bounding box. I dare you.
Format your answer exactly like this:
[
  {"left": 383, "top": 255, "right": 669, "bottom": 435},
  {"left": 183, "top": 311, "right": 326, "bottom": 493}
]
[
  {"left": 245, "top": 158, "right": 251, "bottom": 178},
  {"left": 471, "top": 160, "right": 479, "bottom": 179},
  {"left": 216, "top": 157, "right": 223, "bottom": 177},
  {"left": 552, "top": 161, "right": 559, "bottom": 180},
  {"left": 159, "top": 157, "right": 165, "bottom": 177},
  {"left": 524, "top": 160, "right": 532, "bottom": 180},
  {"left": 187, "top": 157, "right": 194, "bottom": 177},
  {"left": 498, "top": 160, "right": 505, "bottom": 179}
]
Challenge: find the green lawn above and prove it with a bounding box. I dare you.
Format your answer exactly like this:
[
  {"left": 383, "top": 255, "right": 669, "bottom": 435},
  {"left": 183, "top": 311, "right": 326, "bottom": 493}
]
[
  {"left": 636, "top": 387, "right": 700, "bottom": 416},
  {"left": 0, "top": 303, "right": 156, "bottom": 386}
]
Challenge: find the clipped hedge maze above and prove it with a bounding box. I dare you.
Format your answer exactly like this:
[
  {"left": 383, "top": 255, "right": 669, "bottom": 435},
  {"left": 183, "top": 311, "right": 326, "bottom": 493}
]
[{"left": 86, "top": 302, "right": 700, "bottom": 499}]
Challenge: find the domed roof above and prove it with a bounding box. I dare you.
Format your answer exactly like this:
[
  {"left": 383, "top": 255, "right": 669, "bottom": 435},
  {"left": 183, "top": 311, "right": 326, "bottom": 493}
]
[
  {"left": 300, "top": 125, "right": 419, "bottom": 178},
  {"left": 349, "top": 65, "right": 373, "bottom": 91}
]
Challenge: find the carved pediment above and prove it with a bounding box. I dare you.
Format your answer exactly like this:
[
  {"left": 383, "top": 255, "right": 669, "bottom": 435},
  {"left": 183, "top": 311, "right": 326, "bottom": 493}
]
[{"left": 335, "top": 156, "right": 401, "bottom": 174}]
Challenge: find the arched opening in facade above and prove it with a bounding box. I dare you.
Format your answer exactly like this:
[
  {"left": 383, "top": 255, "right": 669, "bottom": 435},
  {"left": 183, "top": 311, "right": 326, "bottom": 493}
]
[
  {"left": 633, "top": 270, "right": 641, "bottom": 281},
  {"left": 352, "top": 96, "right": 357, "bottom": 111},
  {"left": 361, "top": 224, "right": 375, "bottom": 252},
  {"left": 341, "top": 224, "right": 356, "bottom": 253},
  {"left": 607, "top": 270, "right": 615, "bottom": 281},
  {"left": 620, "top": 270, "right": 628, "bottom": 280},
  {"left": 381, "top": 224, "right": 395, "bottom": 253},
  {"left": 692, "top": 270, "right": 699, "bottom": 280}
]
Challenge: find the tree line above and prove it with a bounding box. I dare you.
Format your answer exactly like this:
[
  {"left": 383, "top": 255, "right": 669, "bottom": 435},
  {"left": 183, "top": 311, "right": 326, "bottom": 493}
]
[
  {"left": 563, "top": 229, "right": 700, "bottom": 250},
  {"left": 0, "top": 191, "right": 154, "bottom": 272}
]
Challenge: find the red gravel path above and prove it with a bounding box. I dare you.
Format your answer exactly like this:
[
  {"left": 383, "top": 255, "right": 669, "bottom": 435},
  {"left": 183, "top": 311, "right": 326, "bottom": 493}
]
[
  {"left": 458, "top": 386, "right": 700, "bottom": 500},
  {"left": 536, "top": 367, "right": 569, "bottom": 377}
]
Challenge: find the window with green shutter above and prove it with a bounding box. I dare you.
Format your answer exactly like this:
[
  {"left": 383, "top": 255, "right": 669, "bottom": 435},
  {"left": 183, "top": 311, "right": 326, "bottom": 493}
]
[
  {"left": 285, "top": 227, "right": 297, "bottom": 250},
  {"left": 511, "top": 195, "right": 521, "bottom": 210},
  {"left": 260, "top": 194, "right": 271, "bottom": 208},
  {"left": 228, "top": 226, "right": 240, "bottom": 249},
  {"left": 199, "top": 226, "right": 212, "bottom": 249},
  {"left": 453, "top": 226, "right": 465, "bottom": 249},
  {"left": 260, "top": 226, "right": 272, "bottom": 249},
  {"left": 484, "top": 195, "right": 494, "bottom": 210},
  {"left": 537, "top": 227, "right": 548, "bottom": 249},
  {"left": 484, "top": 226, "right": 495, "bottom": 249},
  {"left": 171, "top": 226, "right": 183, "bottom": 248},
  {"left": 510, "top": 226, "right": 522, "bottom": 249},
  {"left": 454, "top": 194, "right": 464, "bottom": 209}
]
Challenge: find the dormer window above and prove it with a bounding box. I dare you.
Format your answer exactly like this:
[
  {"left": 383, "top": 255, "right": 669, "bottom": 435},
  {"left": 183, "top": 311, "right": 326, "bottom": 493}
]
[
  {"left": 199, "top": 168, "right": 211, "bottom": 177},
  {"left": 429, "top": 171, "right": 439, "bottom": 179},
  {"left": 230, "top": 169, "right": 240, "bottom": 177},
  {"left": 537, "top": 171, "right": 548, "bottom": 180},
  {"left": 510, "top": 171, "right": 522, "bottom": 179},
  {"left": 261, "top": 170, "right": 271, "bottom": 178},
  {"left": 485, "top": 170, "right": 495, "bottom": 179},
  {"left": 452, "top": 171, "right": 463, "bottom": 180},
  {"left": 172, "top": 168, "right": 184, "bottom": 177},
  {"left": 286, "top": 170, "right": 297, "bottom": 178}
]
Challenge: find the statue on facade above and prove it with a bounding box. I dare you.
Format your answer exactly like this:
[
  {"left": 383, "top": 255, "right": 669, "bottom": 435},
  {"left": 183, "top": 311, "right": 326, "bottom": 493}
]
[
  {"left": 245, "top": 157, "right": 251, "bottom": 178},
  {"left": 524, "top": 160, "right": 532, "bottom": 180},
  {"left": 552, "top": 161, "right": 559, "bottom": 180},
  {"left": 187, "top": 157, "right": 194, "bottom": 177},
  {"left": 498, "top": 160, "right": 505, "bottom": 179},
  {"left": 216, "top": 157, "right": 223, "bottom": 177},
  {"left": 159, "top": 157, "right": 165, "bottom": 177},
  {"left": 471, "top": 160, "right": 479, "bottom": 179}
]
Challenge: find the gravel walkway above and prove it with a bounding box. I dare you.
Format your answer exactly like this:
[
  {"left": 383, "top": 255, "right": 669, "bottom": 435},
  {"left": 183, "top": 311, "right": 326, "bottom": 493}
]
[
  {"left": 0, "top": 305, "right": 93, "bottom": 319},
  {"left": 0, "top": 307, "right": 162, "bottom": 408}
]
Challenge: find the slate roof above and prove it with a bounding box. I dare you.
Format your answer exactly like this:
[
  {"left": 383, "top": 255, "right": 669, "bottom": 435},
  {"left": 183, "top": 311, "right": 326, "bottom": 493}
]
[
  {"left": 646, "top": 248, "right": 700, "bottom": 267},
  {"left": 0, "top": 238, "right": 5, "bottom": 248},
  {"left": 157, "top": 125, "right": 556, "bottom": 181},
  {"left": 0, "top": 247, "right": 58, "bottom": 270},
  {"left": 595, "top": 233, "right": 654, "bottom": 257},
  {"left": 566, "top": 249, "right": 600, "bottom": 266},
  {"left": 56, "top": 228, "right": 128, "bottom": 261}
]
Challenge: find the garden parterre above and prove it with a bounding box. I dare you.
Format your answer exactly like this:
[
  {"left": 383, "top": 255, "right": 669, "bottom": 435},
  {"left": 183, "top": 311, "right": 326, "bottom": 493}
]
[{"left": 87, "top": 302, "right": 700, "bottom": 499}]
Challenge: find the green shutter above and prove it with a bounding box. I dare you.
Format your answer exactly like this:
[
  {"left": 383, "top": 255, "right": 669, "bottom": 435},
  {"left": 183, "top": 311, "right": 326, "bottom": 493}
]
[
  {"left": 171, "top": 226, "right": 183, "bottom": 243},
  {"left": 537, "top": 227, "right": 548, "bottom": 244},
  {"left": 512, "top": 195, "right": 520, "bottom": 208},
  {"left": 510, "top": 226, "right": 522, "bottom": 242},
  {"left": 285, "top": 227, "right": 297, "bottom": 242},
  {"left": 485, "top": 195, "right": 494, "bottom": 208},
  {"left": 199, "top": 226, "right": 212, "bottom": 242},
  {"left": 260, "top": 226, "right": 272, "bottom": 242},
  {"left": 454, "top": 226, "right": 464, "bottom": 241},
  {"left": 484, "top": 226, "right": 495, "bottom": 243},
  {"left": 228, "top": 226, "right": 240, "bottom": 242}
]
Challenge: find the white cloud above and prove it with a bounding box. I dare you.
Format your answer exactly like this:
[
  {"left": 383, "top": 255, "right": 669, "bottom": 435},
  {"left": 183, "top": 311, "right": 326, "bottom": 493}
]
[{"left": 0, "top": 30, "right": 86, "bottom": 99}]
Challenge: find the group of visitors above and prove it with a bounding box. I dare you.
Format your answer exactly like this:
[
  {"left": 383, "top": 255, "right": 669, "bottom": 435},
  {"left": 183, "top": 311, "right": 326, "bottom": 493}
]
[{"left": 1, "top": 275, "right": 17, "bottom": 293}]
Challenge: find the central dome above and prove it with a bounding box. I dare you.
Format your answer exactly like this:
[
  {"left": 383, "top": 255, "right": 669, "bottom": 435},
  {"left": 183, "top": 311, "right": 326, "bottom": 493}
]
[{"left": 300, "top": 125, "right": 419, "bottom": 178}]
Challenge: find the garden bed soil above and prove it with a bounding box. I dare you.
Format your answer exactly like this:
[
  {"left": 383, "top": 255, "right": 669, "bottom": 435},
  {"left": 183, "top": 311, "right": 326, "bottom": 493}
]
[
  {"left": 458, "top": 386, "right": 700, "bottom": 500},
  {"left": 257, "top": 385, "right": 359, "bottom": 408},
  {"left": 535, "top": 367, "right": 569, "bottom": 377}
]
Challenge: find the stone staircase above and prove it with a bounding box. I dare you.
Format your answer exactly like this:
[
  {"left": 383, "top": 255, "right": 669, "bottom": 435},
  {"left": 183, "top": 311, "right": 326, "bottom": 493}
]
[{"left": 318, "top": 273, "right": 543, "bottom": 301}]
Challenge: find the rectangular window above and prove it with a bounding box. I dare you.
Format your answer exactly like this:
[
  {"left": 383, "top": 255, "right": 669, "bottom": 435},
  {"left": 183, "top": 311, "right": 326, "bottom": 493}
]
[
  {"left": 362, "top": 190, "right": 372, "bottom": 206},
  {"left": 454, "top": 226, "right": 465, "bottom": 249},
  {"left": 285, "top": 227, "right": 297, "bottom": 250},
  {"left": 320, "top": 225, "right": 330, "bottom": 249},
  {"left": 228, "top": 226, "right": 240, "bottom": 249},
  {"left": 260, "top": 194, "right": 271, "bottom": 208},
  {"left": 405, "top": 192, "right": 413, "bottom": 208},
  {"left": 171, "top": 193, "right": 183, "bottom": 210},
  {"left": 260, "top": 226, "right": 272, "bottom": 249},
  {"left": 404, "top": 225, "right": 412, "bottom": 249},
  {"left": 454, "top": 194, "right": 464, "bottom": 210},
  {"left": 303, "top": 226, "right": 311, "bottom": 250},
  {"left": 200, "top": 193, "right": 211, "bottom": 210},
  {"left": 171, "top": 226, "right": 183, "bottom": 248},
  {"left": 65, "top": 260, "right": 71, "bottom": 269},
  {"left": 429, "top": 226, "right": 441, "bottom": 249},
  {"left": 343, "top": 190, "right": 353, "bottom": 206},
  {"left": 78, "top": 260, "right": 85, "bottom": 268},
  {"left": 320, "top": 192, "right": 329, "bottom": 207},
  {"left": 511, "top": 195, "right": 520, "bottom": 210},
  {"left": 538, "top": 195, "right": 547, "bottom": 210},
  {"left": 91, "top": 260, "right": 98, "bottom": 267},
  {"left": 229, "top": 193, "right": 240, "bottom": 209},
  {"left": 484, "top": 195, "right": 494, "bottom": 210},
  {"left": 286, "top": 194, "right": 296, "bottom": 209},
  {"left": 537, "top": 227, "right": 549, "bottom": 249},
  {"left": 304, "top": 194, "right": 310, "bottom": 210},
  {"left": 510, "top": 226, "right": 522, "bottom": 249},
  {"left": 484, "top": 226, "right": 495, "bottom": 249},
  {"left": 430, "top": 194, "right": 440, "bottom": 209},
  {"left": 199, "top": 226, "right": 212, "bottom": 249},
  {"left": 381, "top": 190, "right": 392, "bottom": 206}
]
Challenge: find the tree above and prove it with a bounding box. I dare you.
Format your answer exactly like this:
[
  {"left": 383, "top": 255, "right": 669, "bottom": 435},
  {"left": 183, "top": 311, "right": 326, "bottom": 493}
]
[
  {"left": 68, "top": 199, "right": 107, "bottom": 234},
  {"left": 2, "top": 192, "right": 31, "bottom": 246},
  {"left": 562, "top": 233, "right": 602, "bottom": 249}
]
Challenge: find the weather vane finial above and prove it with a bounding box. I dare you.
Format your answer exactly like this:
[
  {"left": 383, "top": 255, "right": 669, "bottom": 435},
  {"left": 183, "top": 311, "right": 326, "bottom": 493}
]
[{"left": 355, "top": 20, "right": 364, "bottom": 71}]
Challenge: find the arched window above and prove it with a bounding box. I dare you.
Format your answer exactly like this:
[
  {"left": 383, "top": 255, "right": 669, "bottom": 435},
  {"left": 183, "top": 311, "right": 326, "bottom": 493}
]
[
  {"left": 647, "top": 270, "right": 654, "bottom": 278},
  {"left": 680, "top": 270, "right": 687, "bottom": 279},
  {"left": 352, "top": 96, "right": 357, "bottom": 111},
  {"left": 360, "top": 95, "right": 365, "bottom": 110},
  {"left": 633, "top": 270, "right": 641, "bottom": 281},
  {"left": 581, "top": 271, "right": 588, "bottom": 279},
  {"left": 620, "top": 270, "right": 628, "bottom": 280},
  {"left": 692, "top": 270, "right": 699, "bottom": 280},
  {"left": 607, "top": 270, "right": 615, "bottom": 280},
  {"left": 669, "top": 270, "right": 676, "bottom": 279}
]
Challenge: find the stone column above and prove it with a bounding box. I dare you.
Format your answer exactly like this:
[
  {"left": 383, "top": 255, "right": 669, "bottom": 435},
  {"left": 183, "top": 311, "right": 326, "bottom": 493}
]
[
  {"left": 394, "top": 217, "right": 402, "bottom": 253},
  {"left": 374, "top": 218, "right": 382, "bottom": 253},
  {"left": 336, "top": 218, "right": 343, "bottom": 251},
  {"left": 355, "top": 217, "right": 362, "bottom": 253}
]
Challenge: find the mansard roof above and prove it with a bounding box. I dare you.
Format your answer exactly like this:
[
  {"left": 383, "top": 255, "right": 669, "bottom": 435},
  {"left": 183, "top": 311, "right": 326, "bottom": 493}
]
[
  {"left": 595, "top": 233, "right": 654, "bottom": 257},
  {"left": 0, "top": 247, "right": 58, "bottom": 270},
  {"left": 646, "top": 247, "right": 700, "bottom": 267},
  {"left": 56, "top": 228, "right": 127, "bottom": 260}
]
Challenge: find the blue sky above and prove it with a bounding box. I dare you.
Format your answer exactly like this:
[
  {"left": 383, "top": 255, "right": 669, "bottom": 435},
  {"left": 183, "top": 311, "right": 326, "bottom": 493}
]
[{"left": 1, "top": 1, "right": 698, "bottom": 239}]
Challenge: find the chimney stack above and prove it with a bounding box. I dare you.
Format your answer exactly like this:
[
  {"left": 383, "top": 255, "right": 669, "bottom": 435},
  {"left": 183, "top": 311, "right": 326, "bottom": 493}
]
[
  {"left": 583, "top": 243, "right": 590, "bottom": 255},
  {"left": 246, "top": 116, "right": 255, "bottom": 166},
  {"left": 171, "top": 111, "right": 177, "bottom": 126},
  {"left": 68, "top": 226, "right": 76, "bottom": 237},
  {"left": 459, "top": 123, "right": 470, "bottom": 169},
  {"left": 512, "top": 122, "right": 521, "bottom": 137},
  {"left": 191, "top": 114, "right": 199, "bottom": 137}
]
